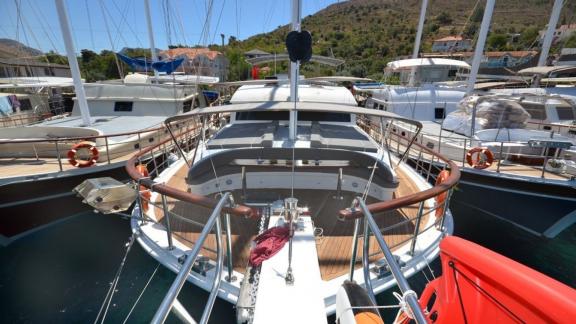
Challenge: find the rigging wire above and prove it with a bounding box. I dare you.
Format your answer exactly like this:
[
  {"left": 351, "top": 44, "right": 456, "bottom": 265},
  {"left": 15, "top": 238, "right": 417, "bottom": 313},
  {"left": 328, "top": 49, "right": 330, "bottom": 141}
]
[
  {"left": 98, "top": 0, "right": 125, "bottom": 78},
  {"left": 84, "top": 0, "right": 96, "bottom": 50},
  {"left": 121, "top": 263, "right": 161, "bottom": 324},
  {"left": 94, "top": 234, "right": 137, "bottom": 324}
]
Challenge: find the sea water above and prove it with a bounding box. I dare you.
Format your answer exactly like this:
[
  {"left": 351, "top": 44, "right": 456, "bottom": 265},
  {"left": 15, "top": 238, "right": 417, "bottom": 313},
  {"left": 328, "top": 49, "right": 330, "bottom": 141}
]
[
  {"left": 0, "top": 212, "right": 235, "bottom": 323},
  {"left": 1, "top": 206, "right": 573, "bottom": 323}
]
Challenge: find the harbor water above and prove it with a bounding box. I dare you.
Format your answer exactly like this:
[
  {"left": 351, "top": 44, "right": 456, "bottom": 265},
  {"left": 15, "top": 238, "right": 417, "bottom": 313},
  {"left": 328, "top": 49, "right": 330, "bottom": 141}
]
[{"left": 0, "top": 205, "right": 573, "bottom": 323}]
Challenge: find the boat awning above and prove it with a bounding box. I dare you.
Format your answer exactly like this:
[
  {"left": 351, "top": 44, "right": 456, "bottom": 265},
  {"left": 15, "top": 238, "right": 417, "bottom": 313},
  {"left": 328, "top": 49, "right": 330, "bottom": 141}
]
[
  {"left": 165, "top": 101, "right": 422, "bottom": 129},
  {"left": 0, "top": 76, "right": 76, "bottom": 89},
  {"left": 155, "top": 74, "right": 219, "bottom": 85},
  {"left": 517, "top": 66, "right": 576, "bottom": 76},
  {"left": 386, "top": 58, "right": 471, "bottom": 70},
  {"left": 305, "top": 76, "right": 374, "bottom": 83}
]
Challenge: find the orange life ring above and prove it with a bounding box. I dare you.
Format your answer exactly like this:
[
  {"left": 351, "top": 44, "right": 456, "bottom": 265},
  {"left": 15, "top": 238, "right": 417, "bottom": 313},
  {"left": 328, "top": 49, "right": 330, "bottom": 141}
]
[
  {"left": 136, "top": 164, "right": 151, "bottom": 212},
  {"left": 434, "top": 170, "right": 450, "bottom": 218},
  {"left": 67, "top": 141, "right": 99, "bottom": 168},
  {"left": 466, "top": 147, "right": 494, "bottom": 169}
]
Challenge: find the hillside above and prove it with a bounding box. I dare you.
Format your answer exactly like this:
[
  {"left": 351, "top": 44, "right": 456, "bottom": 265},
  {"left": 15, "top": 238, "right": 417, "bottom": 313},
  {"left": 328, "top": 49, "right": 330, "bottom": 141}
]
[
  {"left": 222, "top": 0, "right": 576, "bottom": 79},
  {"left": 0, "top": 38, "right": 43, "bottom": 59}
]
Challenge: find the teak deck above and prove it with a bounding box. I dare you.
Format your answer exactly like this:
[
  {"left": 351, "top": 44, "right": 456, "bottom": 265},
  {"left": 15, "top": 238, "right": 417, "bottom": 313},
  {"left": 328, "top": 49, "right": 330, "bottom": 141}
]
[{"left": 152, "top": 163, "right": 429, "bottom": 281}]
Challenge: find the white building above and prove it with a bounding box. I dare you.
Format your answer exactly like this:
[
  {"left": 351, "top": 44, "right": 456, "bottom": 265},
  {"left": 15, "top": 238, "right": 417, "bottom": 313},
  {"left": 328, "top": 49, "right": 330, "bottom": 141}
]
[
  {"left": 431, "top": 36, "right": 472, "bottom": 52},
  {"left": 555, "top": 48, "right": 576, "bottom": 66},
  {"left": 159, "top": 48, "right": 228, "bottom": 81},
  {"left": 539, "top": 23, "right": 576, "bottom": 45}
]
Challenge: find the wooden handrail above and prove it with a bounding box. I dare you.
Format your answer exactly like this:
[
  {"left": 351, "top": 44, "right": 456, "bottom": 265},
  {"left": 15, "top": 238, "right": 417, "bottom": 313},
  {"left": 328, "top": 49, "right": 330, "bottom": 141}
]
[
  {"left": 338, "top": 128, "right": 460, "bottom": 220},
  {"left": 125, "top": 125, "right": 254, "bottom": 218}
]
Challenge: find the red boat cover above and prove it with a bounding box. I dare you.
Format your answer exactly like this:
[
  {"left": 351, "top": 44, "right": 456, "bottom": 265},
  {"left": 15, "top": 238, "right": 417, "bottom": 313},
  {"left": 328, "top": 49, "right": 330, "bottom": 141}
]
[
  {"left": 417, "top": 236, "right": 576, "bottom": 324},
  {"left": 249, "top": 225, "right": 290, "bottom": 267}
]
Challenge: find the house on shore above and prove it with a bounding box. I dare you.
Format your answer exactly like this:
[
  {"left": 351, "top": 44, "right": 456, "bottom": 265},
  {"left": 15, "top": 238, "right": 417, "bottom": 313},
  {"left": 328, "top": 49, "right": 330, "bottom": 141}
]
[{"left": 159, "top": 48, "right": 228, "bottom": 81}]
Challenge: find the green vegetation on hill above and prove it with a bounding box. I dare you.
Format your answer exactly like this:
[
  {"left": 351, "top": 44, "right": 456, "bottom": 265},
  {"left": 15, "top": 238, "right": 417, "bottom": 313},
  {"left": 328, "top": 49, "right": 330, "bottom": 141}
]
[{"left": 217, "top": 0, "right": 576, "bottom": 80}]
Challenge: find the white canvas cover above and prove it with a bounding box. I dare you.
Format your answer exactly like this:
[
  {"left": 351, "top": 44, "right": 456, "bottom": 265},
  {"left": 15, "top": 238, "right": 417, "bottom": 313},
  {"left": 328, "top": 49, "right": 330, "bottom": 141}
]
[{"left": 442, "top": 95, "right": 530, "bottom": 137}]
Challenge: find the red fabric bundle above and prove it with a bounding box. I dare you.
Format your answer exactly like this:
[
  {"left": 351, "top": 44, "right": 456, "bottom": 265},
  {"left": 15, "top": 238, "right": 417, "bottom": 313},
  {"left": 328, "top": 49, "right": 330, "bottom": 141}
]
[{"left": 249, "top": 225, "right": 291, "bottom": 267}]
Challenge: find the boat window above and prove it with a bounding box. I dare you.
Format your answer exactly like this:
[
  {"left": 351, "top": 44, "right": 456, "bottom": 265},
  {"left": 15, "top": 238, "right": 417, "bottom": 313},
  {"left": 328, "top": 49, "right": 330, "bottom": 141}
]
[
  {"left": 521, "top": 103, "right": 546, "bottom": 120},
  {"left": 114, "top": 101, "right": 133, "bottom": 112},
  {"left": 556, "top": 106, "right": 575, "bottom": 120},
  {"left": 183, "top": 100, "right": 192, "bottom": 113},
  {"left": 448, "top": 69, "right": 457, "bottom": 77},
  {"left": 373, "top": 102, "right": 378, "bottom": 109},
  {"left": 236, "top": 111, "right": 351, "bottom": 122},
  {"left": 434, "top": 107, "right": 445, "bottom": 119}
]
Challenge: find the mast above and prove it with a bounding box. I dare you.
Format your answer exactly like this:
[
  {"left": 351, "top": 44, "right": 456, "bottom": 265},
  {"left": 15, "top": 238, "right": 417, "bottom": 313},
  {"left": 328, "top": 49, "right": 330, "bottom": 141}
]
[
  {"left": 144, "top": 0, "right": 159, "bottom": 79},
  {"left": 467, "top": 0, "right": 495, "bottom": 138},
  {"left": 465, "top": 0, "right": 495, "bottom": 95},
  {"left": 409, "top": 0, "right": 428, "bottom": 86},
  {"left": 538, "top": 0, "right": 563, "bottom": 67},
  {"left": 289, "top": 0, "right": 301, "bottom": 141},
  {"left": 55, "top": 0, "right": 92, "bottom": 126}
]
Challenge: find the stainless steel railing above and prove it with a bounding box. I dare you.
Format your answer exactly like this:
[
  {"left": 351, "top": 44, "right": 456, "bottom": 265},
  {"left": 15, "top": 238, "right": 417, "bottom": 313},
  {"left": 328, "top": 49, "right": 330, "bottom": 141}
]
[
  {"left": 351, "top": 197, "right": 428, "bottom": 324},
  {"left": 151, "top": 192, "right": 234, "bottom": 324},
  {"left": 363, "top": 117, "right": 576, "bottom": 180},
  {"left": 0, "top": 119, "right": 200, "bottom": 176}
]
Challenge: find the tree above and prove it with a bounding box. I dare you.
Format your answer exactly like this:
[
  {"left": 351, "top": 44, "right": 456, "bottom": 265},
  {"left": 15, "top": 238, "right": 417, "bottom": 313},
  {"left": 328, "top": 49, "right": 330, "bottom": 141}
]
[
  {"left": 471, "top": 6, "right": 484, "bottom": 23},
  {"left": 44, "top": 51, "right": 67, "bottom": 65},
  {"left": 565, "top": 33, "right": 576, "bottom": 48},
  {"left": 81, "top": 49, "right": 97, "bottom": 63},
  {"left": 487, "top": 34, "right": 508, "bottom": 50},
  {"left": 519, "top": 26, "right": 540, "bottom": 48},
  {"left": 435, "top": 12, "right": 453, "bottom": 25}
]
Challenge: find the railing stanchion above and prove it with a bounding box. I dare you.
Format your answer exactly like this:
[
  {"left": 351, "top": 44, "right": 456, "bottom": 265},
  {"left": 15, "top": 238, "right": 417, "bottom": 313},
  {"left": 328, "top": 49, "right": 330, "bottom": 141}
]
[
  {"left": 152, "top": 193, "right": 231, "bottom": 324},
  {"left": 348, "top": 208, "right": 361, "bottom": 281},
  {"left": 462, "top": 139, "right": 467, "bottom": 168},
  {"left": 137, "top": 132, "right": 142, "bottom": 152},
  {"left": 104, "top": 137, "right": 111, "bottom": 164},
  {"left": 160, "top": 193, "right": 174, "bottom": 250},
  {"left": 136, "top": 178, "right": 146, "bottom": 225},
  {"left": 362, "top": 218, "right": 377, "bottom": 306},
  {"left": 224, "top": 210, "right": 236, "bottom": 282},
  {"left": 497, "top": 141, "right": 504, "bottom": 173},
  {"left": 409, "top": 201, "right": 425, "bottom": 255},
  {"left": 356, "top": 199, "right": 427, "bottom": 324},
  {"left": 54, "top": 140, "right": 63, "bottom": 172},
  {"left": 541, "top": 147, "right": 549, "bottom": 179},
  {"left": 440, "top": 189, "right": 453, "bottom": 229},
  {"left": 224, "top": 194, "right": 236, "bottom": 282}
]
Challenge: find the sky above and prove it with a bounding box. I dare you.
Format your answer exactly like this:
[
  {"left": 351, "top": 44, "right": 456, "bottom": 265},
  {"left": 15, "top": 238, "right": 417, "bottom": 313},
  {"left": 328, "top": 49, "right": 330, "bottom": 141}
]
[{"left": 0, "top": 0, "right": 340, "bottom": 55}]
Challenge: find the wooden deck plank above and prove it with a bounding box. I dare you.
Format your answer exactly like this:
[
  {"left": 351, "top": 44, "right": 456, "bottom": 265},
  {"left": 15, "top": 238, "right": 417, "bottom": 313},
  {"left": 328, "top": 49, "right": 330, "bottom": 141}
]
[{"left": 150, "top": 163, "right": 429, "bottom": 281}]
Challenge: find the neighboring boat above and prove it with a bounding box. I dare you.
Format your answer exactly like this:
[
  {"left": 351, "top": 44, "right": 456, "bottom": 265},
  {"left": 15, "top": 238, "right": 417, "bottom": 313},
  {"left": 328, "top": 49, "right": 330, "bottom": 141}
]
[
  {"left": 358, "top": 58, "right": 471, "bottom": 121},
  {"left": 365, "top": 93, "right": 576, "bottom": 238},
  {"left": 0, "top": 74, "right": 209, "bottom": 245},
  {"left": 123, "top": 89, "right": 459, "bottom": 322},
  {"left": 0, "top": 76, "right": 75, "bottom": 127}
]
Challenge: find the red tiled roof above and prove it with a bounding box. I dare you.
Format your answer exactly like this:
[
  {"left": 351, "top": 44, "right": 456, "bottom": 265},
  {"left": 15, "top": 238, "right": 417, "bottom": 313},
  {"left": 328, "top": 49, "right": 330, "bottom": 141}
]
[
  {"left": 559, "top": 24, "right": 576, "bottom": 31},
  {"left": 159, "top": 48, "right": 222, "bottom": 60}
]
